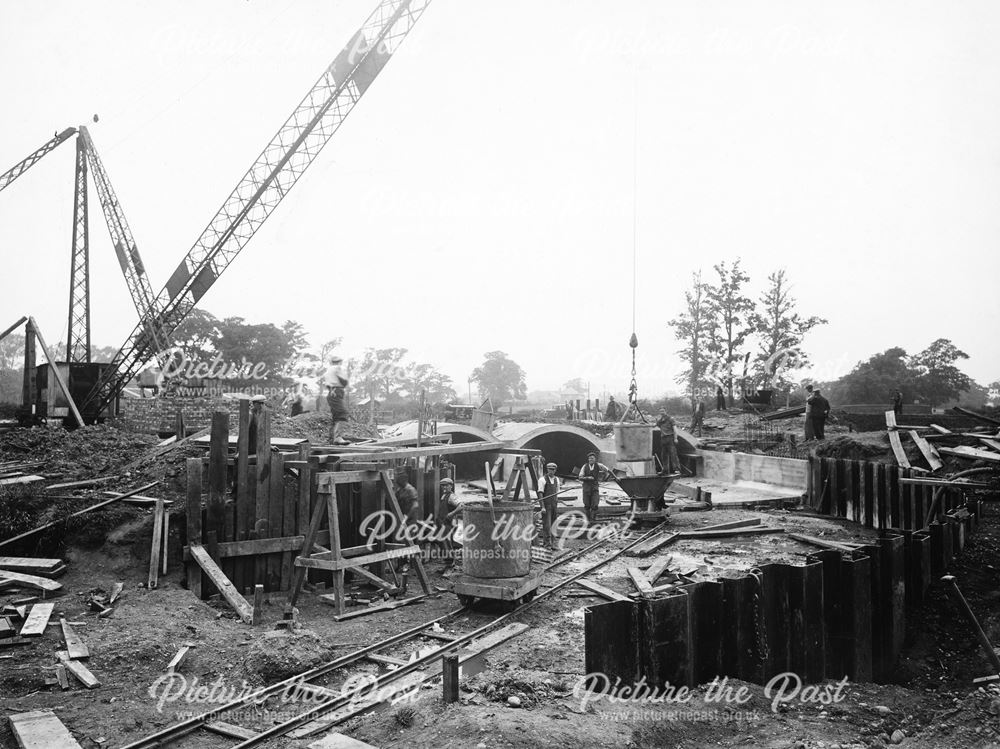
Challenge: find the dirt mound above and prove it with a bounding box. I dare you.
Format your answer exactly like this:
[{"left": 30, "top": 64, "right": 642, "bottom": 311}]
[
  {"left": 269, "top": 410, "right": 380, "bottom": 444},
  {"left": 813, "top": 434, "right": 892, "bottom": 462},
  {"left": 0, "top": 423, "right": 156, "bottom": 477}
]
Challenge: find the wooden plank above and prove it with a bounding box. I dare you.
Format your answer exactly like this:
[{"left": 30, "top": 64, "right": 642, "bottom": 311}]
[
  {"left": 789, "top": 533, "right": 857, "bottom": 552},
  {"left": 254, "top": 408, "right": 271, "bottom": 590},
  {"left": 0, "top": 558, "right": 62, "bottom": 574},
  {"left": 693, "top": 518, "right": 761, "bottom": 533},
  {"left": 8, "top": 709, "right": 83, "bottom": 749},
  {"left": 294, "top": 545, "right": 420, "bottom": 569},
  {"left": 186, "top": 458, "right": 203, "bottom": 598},
  {"left": 574, "top": 579, "right": 630, "bottom": 602},
  {"left": 326, "top": 594, "right": 427, "bottom": 621},
  {"left": 645, "top": 555, "right": 674, "bottom": 585},
  {"left": 627, "top": 532, "right": 681, "bottom": 558},
  {"left": 188, "top": 544, "right": 254, "bottom": 624},
  {"left": 234, "top": 399, "right": 251, "bottom": 596},
  {"left": 979, "top": 437, "right": 1000, "bottom": 453},
  {"left": 928, "top": 424, "right": 951, "bottom": 435},
  {"left": 148, "top": 498, "right": 166, "bottom": 589},
  {"left": 18, "top": 603, "right": 54, "bottom": 637},
  {"left": 898, "top": 477, "right": 992, "bottom": 488},
  {"left": 316, "top": 470, "right": 397, "bottom": 489},
  {"left": 44, "top": 477, "right": 114, "bottom": 491},
  {"left": 273, "top": 452, "right": 291, "bottom": 591},
  {"left": 678, "top": 527, "right": 784, "bottom": 539},
  {"left": 909, "top": 431, "right": 944, "bottom": 471},
  {"left": 166, "top": 645, "right": 192, "bottom": 674},
  {"left": 940, "top": 446, "right": 1000, "bottom": 463},
  {"left": 204, "top": 722, "right": 260, "bottom": 741},
  {"left": 0, "top": 475, "right": 44, "bottom": 486},
  {"left": 56, "top": 651, "right": 100, "bottom": 688},
  {"left": 627, "top": 567, "right": 655, "bottom": 597},
  {"left": 324, "top": 441, "right": 531, "bottom": 463},
  {"left": 0, "top": 570, "right": 61, "bottom": 593},
  {"left": 297, "top": 443, "right": 311, "bottom": 537},
  {"left": 0, "top": 316, "right": 28, "bottom": 344},
  {"left": 60, "top": 617, "right": 89, "bottom": 659},
  {"left": 886, "top": 412, "right": 911, "bottom": 468},
  {"left": 28, "top": 317, "right": 84, "bottom": 428}
]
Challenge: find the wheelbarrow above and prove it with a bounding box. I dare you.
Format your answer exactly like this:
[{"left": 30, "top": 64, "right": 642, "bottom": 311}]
[{"left": 611, "top": 473, "right": 679, "bottom": 512}]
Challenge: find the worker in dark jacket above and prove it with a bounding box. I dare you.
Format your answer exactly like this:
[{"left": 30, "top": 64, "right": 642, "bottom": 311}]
[
  {"left": 810, "top": 389, "right": 831, "bottom": 440},
  {"left": 716, "top": 386, "right": 726, "bottom": 411},
  {"left": 892, "top": 389, "right": 903, "bottom": 419},
  {"left": 604, "top": 397, "right": 620, "bottom": 422},
  {"left": 578, "top": 452, "right": 609, "bottom": 523},
  {"left": 656, "top": 409, "right": 680, "bottom": 475},
  {"left": 804, "top": 385, "right": 816, "bottom": 440}
]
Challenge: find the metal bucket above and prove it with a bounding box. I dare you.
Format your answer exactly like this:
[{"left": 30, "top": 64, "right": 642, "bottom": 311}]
[
  {"left": 461, "top": 501, "right": 532, "bottom": 578},
  {"left": 613, "top": 423, "right": 654, "bottom": 461}
]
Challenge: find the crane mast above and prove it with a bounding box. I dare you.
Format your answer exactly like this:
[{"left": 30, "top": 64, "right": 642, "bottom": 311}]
[
  {"left": 78, "top": 127, "right": 163, "bottom": 347},
  {"left": 83, "top": 0, "right": 431, "bottom": 413},
  {"left": 66, "top": 134, "right": 91, "bottom": 362}
]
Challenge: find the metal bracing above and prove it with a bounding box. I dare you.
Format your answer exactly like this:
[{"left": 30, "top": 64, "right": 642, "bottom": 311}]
[
  {"left": 66, "top": 135, "right": 91, "bottom": 363},
  {"left": 0, "top": 127, "right": 77, "bottom": 194},
  {"left": 83, "top": 0, "right": 431, "bottom": 413}
]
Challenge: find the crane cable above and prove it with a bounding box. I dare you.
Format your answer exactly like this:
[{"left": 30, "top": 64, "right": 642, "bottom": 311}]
[{"left": 625, "top": 68, "right": 646, "bottom": 425}]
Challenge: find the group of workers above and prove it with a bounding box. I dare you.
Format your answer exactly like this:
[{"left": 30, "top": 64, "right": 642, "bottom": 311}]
[{"left": 387, "top": 451, "right": 617, "bottom": 567}]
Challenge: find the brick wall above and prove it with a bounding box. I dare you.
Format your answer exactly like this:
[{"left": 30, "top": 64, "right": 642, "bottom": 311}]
[{"left": 114, "top": 396, "right": 242, "bottom": 435}]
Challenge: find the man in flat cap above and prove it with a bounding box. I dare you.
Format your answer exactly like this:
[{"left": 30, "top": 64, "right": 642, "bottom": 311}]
[
  {"left": 538, "top": 461, "right": 562, "bottom": 548},
  {"left": 578, "top": 452, "right": 610, "bottom": 524}
]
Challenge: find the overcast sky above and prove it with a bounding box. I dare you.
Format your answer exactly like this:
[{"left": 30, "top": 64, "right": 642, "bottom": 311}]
[{"left": 1, "top": 0, "right": 998, "bottom": 400}]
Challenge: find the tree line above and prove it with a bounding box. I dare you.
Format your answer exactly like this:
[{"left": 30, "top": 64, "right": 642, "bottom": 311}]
[{"left": 669, "top": 261, "right": 826, "bottom": 406}]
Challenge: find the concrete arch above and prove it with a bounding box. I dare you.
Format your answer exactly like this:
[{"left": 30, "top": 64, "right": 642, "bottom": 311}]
[
  {"left": 492, "top": 422, "right": 611, "bottom": 474},
  {"left": 381, "top": 420, "right": 496, "bottom": 445}
]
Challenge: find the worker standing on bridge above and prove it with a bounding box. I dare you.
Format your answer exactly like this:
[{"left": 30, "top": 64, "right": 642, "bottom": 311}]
[
  {"left": 578, "top": 452, "right": 609, "bottom": 524},
  {"left": 538, "top": 462, "right": 561, "bottom": 548},
  {"left": 892, "top": 389, "right": 903, "bottom": 419},
  {"left": 325, "top": 356, "right": 349, "bottom": 445},
  {"left": 811, "top": 388, "right": 831, "bottom": 440}
]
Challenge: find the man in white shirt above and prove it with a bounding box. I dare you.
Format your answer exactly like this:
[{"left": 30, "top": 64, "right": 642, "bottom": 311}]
[
  {"left": 578, "top": 452, "right": 610, "bottom": 523},
  {"left": 538, "top": 462, "right": 561, "bottom": 548}
]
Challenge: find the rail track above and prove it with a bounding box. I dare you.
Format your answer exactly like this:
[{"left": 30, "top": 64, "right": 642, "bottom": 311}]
[{"left": 122, "top": 519, "right": 666, "bottom": 749}]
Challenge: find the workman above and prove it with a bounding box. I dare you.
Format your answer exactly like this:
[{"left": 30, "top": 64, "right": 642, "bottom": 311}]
[
  {"left": 537, "top": 462, "right": 562, "bottom": 548},
  {"left": 810, "top": 388, "right": 831, "bottom": 440},
  {"left": 656, "top": 409, "right": 680, "bottom": 475},
  {"left": 578, "top": 452, "right": 609, "bottom": 523},
  {"left": 395, "top": 470, "right": 421, "bottom": 573},
  {"left": 804, "top": 385, "right": 816, "bottom": 440}
]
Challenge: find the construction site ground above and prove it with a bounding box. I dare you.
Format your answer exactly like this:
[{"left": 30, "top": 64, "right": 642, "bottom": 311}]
[{"left": 1, "top": 420, "right": 999, "bottom": 749}]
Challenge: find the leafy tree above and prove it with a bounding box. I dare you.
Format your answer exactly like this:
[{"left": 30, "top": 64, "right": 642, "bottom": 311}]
[
  {"left": 0, "top": 333, "right": 24, "bottom": 370},
  {"left": 470, "top": 351, "right": 526, "bottom": 406},
  {"left": 349, "top": 347, "right": 408, "bottom": 400},
  {"left": 704, "top": 259, "right": 754, "bottom": 405},
  {"left": 170, "top": 309, "right": 221, "bottom": 363},
  {"left": 823, "top": 347, "right": 913, "bottom": 405},
  {"left": 400, "top": 362, "right": 457, "bottom": 405},
  {"left": 910, "top": 338, "right": 973, "bottom": 406},
  {"left": 89, "top": 344, "right": 120, "bottom": 363},
  {"left": 562, "top": 377, "right": 586, "bottom": 394},
  {"left": 669, "top": 271, "right": 713, "bottom": 407},
  {"left": 751, "top": 269, "right": 826, "bottom": 391},
  {"left": 215, "top": 317, "right": 305, "bottom": 387},
  {"left": 823, "top": 339, "right": 974, "bottom": 407}
]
